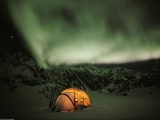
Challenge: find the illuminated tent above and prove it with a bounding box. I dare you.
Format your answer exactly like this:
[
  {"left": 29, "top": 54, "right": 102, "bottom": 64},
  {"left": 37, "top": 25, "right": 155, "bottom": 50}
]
[{"left": 53, "top": 88, "right": 91, "bottom": 112}]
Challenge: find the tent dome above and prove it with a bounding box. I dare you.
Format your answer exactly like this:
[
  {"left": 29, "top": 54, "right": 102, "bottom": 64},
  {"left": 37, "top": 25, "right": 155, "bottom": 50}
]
[{"left": 53, "top": 88, "right": 91, "bottom": 112}]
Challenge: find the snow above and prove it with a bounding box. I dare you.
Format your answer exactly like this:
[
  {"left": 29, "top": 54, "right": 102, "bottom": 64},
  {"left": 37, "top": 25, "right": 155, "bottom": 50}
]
[{"left": 1, "top": 82, "right": 160, "bottom": 120}]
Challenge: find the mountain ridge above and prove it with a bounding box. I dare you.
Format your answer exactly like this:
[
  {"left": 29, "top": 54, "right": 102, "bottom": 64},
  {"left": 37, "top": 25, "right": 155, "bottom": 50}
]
[{"left": 0, "top": 51, "right": 159, "bottom": 97}]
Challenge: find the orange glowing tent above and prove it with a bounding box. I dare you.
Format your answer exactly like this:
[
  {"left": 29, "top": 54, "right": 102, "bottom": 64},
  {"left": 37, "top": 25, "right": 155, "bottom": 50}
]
[{"left": 53, "top": 88, "right": 91, "bottom": 112}]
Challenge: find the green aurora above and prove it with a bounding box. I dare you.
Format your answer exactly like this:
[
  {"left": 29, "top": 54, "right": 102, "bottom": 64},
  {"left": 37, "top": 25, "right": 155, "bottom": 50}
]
[{"left": 8, "top": 0, "right": 160, "bottom": 68}]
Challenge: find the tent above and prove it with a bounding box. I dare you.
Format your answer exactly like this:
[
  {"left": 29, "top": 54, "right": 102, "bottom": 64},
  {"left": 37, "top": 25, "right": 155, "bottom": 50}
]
[{"left": 53, "top": 88, "right": 91, "bottom": 112}]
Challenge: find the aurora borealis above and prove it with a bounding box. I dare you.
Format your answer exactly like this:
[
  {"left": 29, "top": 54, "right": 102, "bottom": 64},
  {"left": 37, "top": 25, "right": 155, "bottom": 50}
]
[{"left": 7, "top": 0, "right": 160, "bottom": 68}]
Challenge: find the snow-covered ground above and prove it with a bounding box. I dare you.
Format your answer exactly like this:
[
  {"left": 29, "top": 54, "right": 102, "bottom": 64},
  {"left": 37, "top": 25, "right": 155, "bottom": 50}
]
[{"left": 1, "top": 82, "right": 160, "bottom": 120}]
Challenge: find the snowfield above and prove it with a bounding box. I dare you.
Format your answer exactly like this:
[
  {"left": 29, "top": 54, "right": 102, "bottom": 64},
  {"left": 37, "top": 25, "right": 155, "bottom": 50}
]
[{"left": 1, "top": 82, "right": 160, "bottom": 120}]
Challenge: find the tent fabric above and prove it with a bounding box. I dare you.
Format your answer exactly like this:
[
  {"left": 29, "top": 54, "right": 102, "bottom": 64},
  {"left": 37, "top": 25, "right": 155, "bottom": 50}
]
[
  {"left": 54, "top": 94, "right": 75, "bottom": 112},
  {"left": 53, "top": 88, "right": 91, "bottom": 112}
]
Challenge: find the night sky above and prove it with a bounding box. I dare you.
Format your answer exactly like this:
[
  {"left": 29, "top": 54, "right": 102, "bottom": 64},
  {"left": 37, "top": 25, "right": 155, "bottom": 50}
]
[{"left": 1, "top": 0, "right": 160, "bottom": 68}]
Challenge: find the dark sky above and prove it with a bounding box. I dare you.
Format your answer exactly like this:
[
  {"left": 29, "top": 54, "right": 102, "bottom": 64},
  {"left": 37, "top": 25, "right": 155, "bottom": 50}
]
[
  {"left": 0, "top": 1, "right": 32, "bottom": 56},
  {"left": 1, "top": 0, "right": 160, "bottom": 68}
]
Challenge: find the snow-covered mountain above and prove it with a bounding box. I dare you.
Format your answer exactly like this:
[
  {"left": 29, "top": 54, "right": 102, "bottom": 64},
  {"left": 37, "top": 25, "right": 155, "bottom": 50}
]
[
  {"left": 103, "top": 67, "right": 143, "bottom": 95},
  {"left": 0, "top": 50, "right": 49, "bottom": 91},
  {"left": 140, "top": 62, "right": 160, "bottom": 87},
  {"left": 0, "top": 50, "right": 159, "bottom": 96}
]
